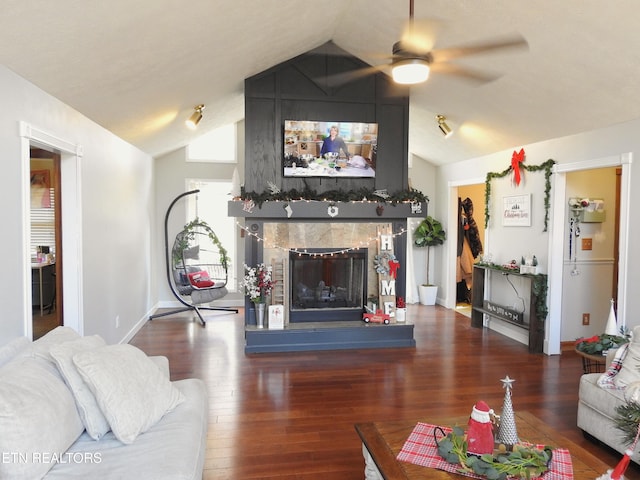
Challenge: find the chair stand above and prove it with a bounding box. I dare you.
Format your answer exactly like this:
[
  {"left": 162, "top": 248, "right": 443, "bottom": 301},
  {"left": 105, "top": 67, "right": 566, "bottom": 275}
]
[{"left": 149, "top": 304, "right": 238, "bottom": 327}]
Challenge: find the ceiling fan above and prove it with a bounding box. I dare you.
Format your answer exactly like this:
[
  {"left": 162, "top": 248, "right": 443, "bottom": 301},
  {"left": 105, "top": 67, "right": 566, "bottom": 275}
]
[{"left": 328, "top": 0, "right": 528, "bottom": 87}]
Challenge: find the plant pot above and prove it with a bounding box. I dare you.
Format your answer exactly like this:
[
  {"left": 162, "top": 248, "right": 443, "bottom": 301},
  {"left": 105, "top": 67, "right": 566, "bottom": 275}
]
[
  {"left": 419, "top": 285, "right": 438, "bottom": 306},
  {"left": 395, "top": 307, "right": 406, "bottom": 322}
]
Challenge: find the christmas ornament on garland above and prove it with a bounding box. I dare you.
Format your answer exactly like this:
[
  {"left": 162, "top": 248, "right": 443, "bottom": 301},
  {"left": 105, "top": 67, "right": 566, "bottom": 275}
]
[
  {"left": 327, "top": 203, "right": 339, "bottom": 217},
  {"left": 242, "top": 199, "right": 256, "bottom": 213}
]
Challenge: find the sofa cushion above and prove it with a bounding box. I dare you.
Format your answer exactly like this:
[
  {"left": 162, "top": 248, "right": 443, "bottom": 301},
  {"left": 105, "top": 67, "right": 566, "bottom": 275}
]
[
  {"left": 50, "top": 335, "right": 110, "bottom": 440},
  {"left": 30, "top": 326, "right": 81, "bottom": 363},
  {"left": 72, "top": 344, "right": 185, "bottom": 444},
  {"left": 44, "top": 378, "right": 208, "bottom": 480},
  {"left": 0, "top": 356, "right": 84, "bottom": 480},
  {"left": 0, "top": 336, "right": 30, "bottom": 367},
  {"left": 580, "top": 373, "right": 626, "bottom": 420}
]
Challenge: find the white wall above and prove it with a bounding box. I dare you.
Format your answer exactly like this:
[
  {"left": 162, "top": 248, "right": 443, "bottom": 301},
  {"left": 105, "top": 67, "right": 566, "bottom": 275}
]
[
  {"left": 0, "top": 65, "right": 155, "bottom": 346},
  {"left": 407, "top": 153, "right": 437, "bottom": 291},
  {"left": 435, "top": 120, "right": 640, "bottom": 351}
]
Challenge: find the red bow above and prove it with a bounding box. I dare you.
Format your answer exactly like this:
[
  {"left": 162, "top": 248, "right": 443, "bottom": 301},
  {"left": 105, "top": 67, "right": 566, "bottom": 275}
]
[
  {"left": 511, "top": 149, "right": 525, "bottom": 186},
  {"left": 388, "top": 260, "right": 400, "bottom": 279}
]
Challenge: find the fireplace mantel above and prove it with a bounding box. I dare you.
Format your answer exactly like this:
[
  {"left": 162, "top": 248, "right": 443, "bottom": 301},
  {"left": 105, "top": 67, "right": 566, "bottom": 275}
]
[{"left": 228, "top": 200, "right": 426, "bottom": 220}]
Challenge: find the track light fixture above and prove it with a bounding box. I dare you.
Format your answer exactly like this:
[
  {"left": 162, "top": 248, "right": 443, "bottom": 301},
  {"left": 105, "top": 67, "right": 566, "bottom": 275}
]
[
  {"left": 436, "top": 115, "right": 452, "bottom": 137},
  {"left": 186, "top": 104, "right": 205, "bottom": 129}
]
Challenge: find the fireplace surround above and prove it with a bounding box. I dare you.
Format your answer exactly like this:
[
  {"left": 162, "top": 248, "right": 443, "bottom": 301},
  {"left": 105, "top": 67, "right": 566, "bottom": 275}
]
[{"left": 229, "top": 200, "right": 425, "bottom": 353}]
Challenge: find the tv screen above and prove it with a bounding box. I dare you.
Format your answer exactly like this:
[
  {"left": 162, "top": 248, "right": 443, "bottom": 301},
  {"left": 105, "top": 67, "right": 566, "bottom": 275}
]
[{"left": 283, "top": 120, "right": 377, "bottom": 178}]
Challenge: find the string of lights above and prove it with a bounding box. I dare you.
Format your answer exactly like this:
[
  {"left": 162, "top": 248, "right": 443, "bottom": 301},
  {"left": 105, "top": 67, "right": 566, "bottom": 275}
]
[{"left": 236, "top": 221, "right": 408, "bottom": 257}]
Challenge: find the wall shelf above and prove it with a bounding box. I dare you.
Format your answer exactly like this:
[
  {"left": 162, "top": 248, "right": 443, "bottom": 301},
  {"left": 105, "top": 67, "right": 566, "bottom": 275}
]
[{"left": 471, "top": 264, "right": 547, "bottom": 353}]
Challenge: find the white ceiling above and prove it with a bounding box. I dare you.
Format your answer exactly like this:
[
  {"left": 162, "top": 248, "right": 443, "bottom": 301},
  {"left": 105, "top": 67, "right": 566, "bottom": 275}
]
[{"left": 2, "top": 0, "right": 640, "bottom": 165}]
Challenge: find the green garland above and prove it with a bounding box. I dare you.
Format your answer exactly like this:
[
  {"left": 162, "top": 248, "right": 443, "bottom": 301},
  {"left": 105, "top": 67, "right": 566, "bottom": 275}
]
[
  {"left": 615, "top": 402, "right": 640, "bottom": 447},
  {"left": 240, "top": 186, "right": 428, "bottom": 207},
  {"left": 437, "top": 425, "right": 552, "bottom": 479},
  {"left": 484, "top": 159, "right": 555, "bottom": 232},
  {"left": 174, "top": 218, "right": 230, "bottom": 270}
]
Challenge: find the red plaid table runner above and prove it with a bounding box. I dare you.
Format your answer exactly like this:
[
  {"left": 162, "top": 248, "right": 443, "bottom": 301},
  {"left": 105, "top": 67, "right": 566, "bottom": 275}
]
[{"left": 397, "top": 422, "right": 573, "bottom": 479}]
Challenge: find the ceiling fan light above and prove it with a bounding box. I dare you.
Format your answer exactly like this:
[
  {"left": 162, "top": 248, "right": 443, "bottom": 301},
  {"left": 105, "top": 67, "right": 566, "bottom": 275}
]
[
  {"left": 186, "top": 104, "right": 205, "bottom": 129},
  {"left": 392, "top": 59, "right": 430, "bottom": 84}
]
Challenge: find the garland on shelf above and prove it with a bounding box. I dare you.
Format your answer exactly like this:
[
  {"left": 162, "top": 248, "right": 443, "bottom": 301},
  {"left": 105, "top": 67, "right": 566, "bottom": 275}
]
[
  {"left": 238, "top": 185, "right": 428, "bottom": 208},
  {"left": 484, "top": 159, "right": 555, "bottom": 232},
  {"left": 476, "top": 262, "right": 549, "bottom": 323}
]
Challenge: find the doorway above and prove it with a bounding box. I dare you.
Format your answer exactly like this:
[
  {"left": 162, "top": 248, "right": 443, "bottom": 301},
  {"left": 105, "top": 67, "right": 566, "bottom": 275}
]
[
  {"left": 560, "top": 166, "right": 620, "bottom": 343},
  {"left": 30, "top": 148, "right": 62, "bottom": 339},
  {"left": 453, "top": 183, "right": 485, "bottom": 317},
  {"left": 22, "top": 121, "right": 84, "bottom": 339}
]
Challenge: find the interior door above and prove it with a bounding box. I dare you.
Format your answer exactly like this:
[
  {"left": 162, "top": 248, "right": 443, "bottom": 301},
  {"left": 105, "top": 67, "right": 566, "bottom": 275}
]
[{"left": 30, "top": 147, "right": 63, "bottom": 338}]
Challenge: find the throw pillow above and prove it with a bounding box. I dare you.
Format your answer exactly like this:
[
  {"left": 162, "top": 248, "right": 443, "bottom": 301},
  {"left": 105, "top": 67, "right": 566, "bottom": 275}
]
[
  {"left": 29, "top": 326, "right": 81, "bottom": 363},
  {"left": 0, "top": 336, "right": 31, "bottom": 367},
  {"left": 49, "top": 335, "right": 110, "bottom": 440},
  {"left": 0, "top": 357, "right": 84, "bottom": 480},
  {"left": 72, "top": 344, "right": 185, "bottom": 444},
  {"left": 188, "top": 270, "right": 215, "bottom": 288},
  {"left": 614, "top": 326, "right": 640, "bottom": 388}
]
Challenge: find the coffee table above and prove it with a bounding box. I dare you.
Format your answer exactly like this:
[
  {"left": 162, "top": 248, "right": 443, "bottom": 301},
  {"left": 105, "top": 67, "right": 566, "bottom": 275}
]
[{"left": 355, "top": 411, "right": 612, "bottom": 479}]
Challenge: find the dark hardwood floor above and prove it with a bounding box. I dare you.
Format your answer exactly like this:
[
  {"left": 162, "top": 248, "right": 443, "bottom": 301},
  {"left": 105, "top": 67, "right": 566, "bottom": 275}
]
[{"left": 130, "top": 305, "right": 640, "bottom": 479}]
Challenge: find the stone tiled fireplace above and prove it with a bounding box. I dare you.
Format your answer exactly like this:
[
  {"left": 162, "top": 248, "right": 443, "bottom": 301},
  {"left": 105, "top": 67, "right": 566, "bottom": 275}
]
[
  {"left": 229, "top": 200, "right": 424, "bottom": 353},
  {"left": 263, "top": 221, "right": 392, "bottom": 323}
]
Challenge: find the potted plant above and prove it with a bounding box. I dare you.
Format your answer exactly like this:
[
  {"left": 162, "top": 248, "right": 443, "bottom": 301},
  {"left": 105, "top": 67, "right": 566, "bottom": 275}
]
[{"left": 414, "top": 216, "right": 446, "bottom": 305}]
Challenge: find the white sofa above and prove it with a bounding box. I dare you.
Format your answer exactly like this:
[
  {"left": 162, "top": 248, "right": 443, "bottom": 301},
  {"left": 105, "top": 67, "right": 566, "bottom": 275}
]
[
  {"left": 577, "top": 334, "right": 640, "bottom": 465},
  {"left": 0, "top": 327, "right": 208, "bottom": 480}
]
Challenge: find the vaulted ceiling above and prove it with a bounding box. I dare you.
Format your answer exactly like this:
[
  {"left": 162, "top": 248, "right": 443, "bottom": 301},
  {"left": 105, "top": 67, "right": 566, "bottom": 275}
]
[{"left": 2, "top": 1, "right": 639, "bottom": 165}]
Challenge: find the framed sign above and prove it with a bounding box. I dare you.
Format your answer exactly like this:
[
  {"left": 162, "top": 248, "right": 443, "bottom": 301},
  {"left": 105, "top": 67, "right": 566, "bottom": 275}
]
[{"left": 502, "top": 194, "right": 531, "bottom": 227}]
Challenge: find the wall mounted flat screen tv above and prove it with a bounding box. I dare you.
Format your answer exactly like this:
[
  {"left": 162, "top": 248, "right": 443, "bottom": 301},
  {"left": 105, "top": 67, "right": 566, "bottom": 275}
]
[{"left": 283, "top": 120, "right": 378, "bottom": 178}]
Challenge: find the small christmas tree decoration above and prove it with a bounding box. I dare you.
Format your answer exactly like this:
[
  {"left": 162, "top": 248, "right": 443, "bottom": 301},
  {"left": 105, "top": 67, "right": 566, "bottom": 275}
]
[
  {"left": 495, "top": 375, "right": 520, "bottom": 446},
  {"left": 604, "top": 298, "right": 618, "bottom": 336}
]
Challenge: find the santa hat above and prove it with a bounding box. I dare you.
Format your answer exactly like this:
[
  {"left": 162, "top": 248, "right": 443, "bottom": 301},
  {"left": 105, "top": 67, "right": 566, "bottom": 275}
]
[{"left": 471, "top": 401, "right": 493, "bottom": 423}]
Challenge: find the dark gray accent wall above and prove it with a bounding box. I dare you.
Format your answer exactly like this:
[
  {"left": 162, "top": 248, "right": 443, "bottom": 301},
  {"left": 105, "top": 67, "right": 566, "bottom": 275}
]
[{"left": 244, "top": 41, "right": 410, "bottom": 194}]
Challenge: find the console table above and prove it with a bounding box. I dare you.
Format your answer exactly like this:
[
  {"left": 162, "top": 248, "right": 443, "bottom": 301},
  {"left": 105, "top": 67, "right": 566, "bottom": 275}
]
[{"left": 471, "top": 265, "right": 547, "bottom": 353}]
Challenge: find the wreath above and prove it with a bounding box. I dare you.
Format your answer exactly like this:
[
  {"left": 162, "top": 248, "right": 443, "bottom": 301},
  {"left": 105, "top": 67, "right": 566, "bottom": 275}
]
[
  {"left": 484, "top": 159, "right": 555, "bottom": 232},
  {"left": 373, "top": 252, "right": 396, "bottom": 275}
]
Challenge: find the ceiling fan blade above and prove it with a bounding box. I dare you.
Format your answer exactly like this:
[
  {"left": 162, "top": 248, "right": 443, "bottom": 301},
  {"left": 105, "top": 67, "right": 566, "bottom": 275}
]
[
  {"left": 429, "top": 63, "right": 502, "bottom": 84},
  {"left": 431, "top": 34, "right": 528, "bottom": 62},
  {"left": 321, "top": 65, "right": 388, "bottom": 88}
]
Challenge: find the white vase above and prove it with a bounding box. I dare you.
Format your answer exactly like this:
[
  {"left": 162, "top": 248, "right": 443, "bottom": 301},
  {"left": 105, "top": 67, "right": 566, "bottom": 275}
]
[
  {"left": 419, "top": 285, "right": 438, "bottom": 306},
  {"left": 396, "top": 308, "right": 406, "bottom": 322}
]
